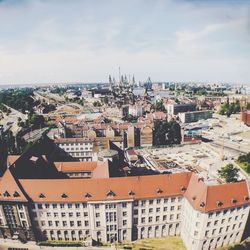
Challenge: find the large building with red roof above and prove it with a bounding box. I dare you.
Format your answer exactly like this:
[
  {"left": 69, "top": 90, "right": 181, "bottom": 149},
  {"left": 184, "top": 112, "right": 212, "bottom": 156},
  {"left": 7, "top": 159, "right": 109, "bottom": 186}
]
[{"left": 0, "top": 155, "right": 249, "bottom": 249}]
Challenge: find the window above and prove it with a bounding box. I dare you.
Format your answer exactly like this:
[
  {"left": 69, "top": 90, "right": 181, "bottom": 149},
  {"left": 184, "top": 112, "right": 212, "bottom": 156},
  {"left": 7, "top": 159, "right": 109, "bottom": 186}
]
[
  {"left": 228, "top": 217, "right": 232, "bottom": 222},
  {"left": 208, "top": 212, "right": 213, "bottom": 218},
  {"left": 52, "top": 204, "right": 57, "bottom": 209},
  {"left": 96, "top": 221, "right": 100, "bottom": 227},
  {"left": 205, "top": 230, "right": 209, "bottom": 236},
  {"left": 95, "top": 204, "right": 99, "bottom": 209},
  {"left": 170, "top": 206, "right": 175, "bottom": 211},
  {"left": 239, "top": 222, "right": 242, "bottom": 228},
  {"left": 85, "top": 221, "right": 89, "bottom": 227},
  {"left": 149, "top": 217, "right": 153, "bottom": 222},
  {"left": 55, "top": 221, "right": 59, "bottom": 226},
  {"left": 221, "top": 219, "right": 225, "bottom": 224},
  {"left": 156, "top": 216, "right": 160, "bottom": 222},
  {"left": 47, "top": 212, "right": 51, "bottom": 217},
  {"left": 48, "top": 221, "right": 53, "bottom": 226},
  {"left": 70, "top": 221, "right": 74, "bottom": 227},
  {"left": 68, "top": 204, "right": 72, "bottom": 209},
  {"left": 164, "top": 198, "right": 168, "bottom": 203},
  {"left": 212, "top": 229, "right": 216, "bottom": 234},
  {"left": 219, "top": 227, "right": 223, "bottom": 233},
  {"left": 141, "top": 201, "right": 146, "bottom": 207},
  {"left": 156, "top": 208, "right": 160, "bottom": 213},
  {"left": 77, "top": 221, "right": 82, "bottom": 227},
  {"left": 196, "top": 222, "right": 200, "bottom": 227},
  {"left": 96, "top": 213, "right": 100, "bottom": 218},
  {"left": 232, "top": 224, "right": 236, "bottom": 230},
  {"left": 214, "top": 220, "right": 218, "bottom": 226},
  {"left": 149, "top": 200, "right": 154, "bottom": 205},
  {"left": 41, "top": 221, "right": 45, "bottom": 226},
  {"left": 141, "top": 217, "right": 145, "bottom": 223},
  {"left": 61, "top": 212, "right": 66, "bottom": 217},
  {"left": 19, "top": 212, "right": 25, "bottom": 219},
  {"left": 171, "top": 198, "right": 175, "bottom": 202},
  {"left": 194, "top": 231, "right": 198, "bottom": 236},
  {"left": 170, "top": 214, "right": 174, "bottom": 221},
  {"left": 142, "top": 209, "right": 146, "bottom": 214},
  {"left": 18, "top": 204, "right": 23, "bottom": 210},
  {"left": 177, "top": 214, "right": 180, "bottom": 219},
  {"left": 123, "top": 220, "right": 127, "bottom": 226},
  {"left": 235, "top": 216, "right": 238, "bottom": 221},
  {"left": 63, "top": 221, "right": 67, "bottom": 226},
  {"left": 60, "top": 204, "right": 64, "bottom": 209},
  {"left": 122, "top": 202, "right": 127, "bottom": 208},
  {"left": 54, "top": 212, "right": 58, "bottom": 217},
  {"left": 163, "top": 215, "right": 167, "bottom": 221},
  {"left": 84, "top": 212, "right": 88, "bottom": 217},
  {"left": 157, "top": 199, "right": 161, "bottom": 204},
  {"left": 45, "top": 204, "right": 49, "bottom": 209},
  {"left": 38, "top": 204, "right": 42, "bottom": 209},
  {"left": 164, "top": 207, "right": 167, "bottom": 212},
  {"left": 123, "top": 211, "right": 127, "bottom": 217},
  {"left": 75, "top": 203, "right": 80, "bottom": 209},
  {"left": 149, "top": 208, "right": 153, "bottom": 213},
  {"left": 134, "top": 201, "right": 138, "bottom": 206},
  {"left": 177, "top": 205, "right": 181, "bottom": 210},
  {"left": 76, "top": 212, "right": 81, "bottom": 217},
  {"left": 134, "top": 209, "right": 138, "bottom": 215}
]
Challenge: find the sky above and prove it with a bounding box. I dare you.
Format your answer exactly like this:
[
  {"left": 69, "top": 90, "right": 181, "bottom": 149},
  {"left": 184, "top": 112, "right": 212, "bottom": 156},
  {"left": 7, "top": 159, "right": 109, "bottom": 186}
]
[{"left": 0, "top": 0, "right": 250, "bottom": 84}]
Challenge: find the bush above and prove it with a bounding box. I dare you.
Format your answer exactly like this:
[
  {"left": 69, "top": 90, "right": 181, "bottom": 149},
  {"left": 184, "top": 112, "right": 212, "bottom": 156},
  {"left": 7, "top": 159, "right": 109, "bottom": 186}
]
[{"left": 37, "top": 240, "right": 83, "bottom": 247}]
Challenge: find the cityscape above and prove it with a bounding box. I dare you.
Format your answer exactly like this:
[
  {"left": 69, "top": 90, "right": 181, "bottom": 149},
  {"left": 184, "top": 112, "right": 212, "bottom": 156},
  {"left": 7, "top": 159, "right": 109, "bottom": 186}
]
[{"left": 0, "top": 1, "right": 250, "bottom": 250}]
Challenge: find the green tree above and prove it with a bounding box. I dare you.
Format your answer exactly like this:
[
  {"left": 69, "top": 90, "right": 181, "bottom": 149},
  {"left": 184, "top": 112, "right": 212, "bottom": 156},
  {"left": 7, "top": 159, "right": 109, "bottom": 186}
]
[{"left": 218, "top": 164, "right": 239, "bottom": 183}]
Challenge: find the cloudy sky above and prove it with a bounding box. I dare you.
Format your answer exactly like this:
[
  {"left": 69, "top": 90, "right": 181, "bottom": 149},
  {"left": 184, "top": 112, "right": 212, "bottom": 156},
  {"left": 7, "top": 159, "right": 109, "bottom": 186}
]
[{"left": 0, "top": 0, "right": 250, "bottom": 84}]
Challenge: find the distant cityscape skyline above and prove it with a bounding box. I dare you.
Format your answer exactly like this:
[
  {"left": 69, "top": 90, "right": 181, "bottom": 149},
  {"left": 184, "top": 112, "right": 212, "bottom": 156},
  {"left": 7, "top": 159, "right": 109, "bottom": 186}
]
[{"left": 0, "top": 0, "right": 250, "bottom": 84}]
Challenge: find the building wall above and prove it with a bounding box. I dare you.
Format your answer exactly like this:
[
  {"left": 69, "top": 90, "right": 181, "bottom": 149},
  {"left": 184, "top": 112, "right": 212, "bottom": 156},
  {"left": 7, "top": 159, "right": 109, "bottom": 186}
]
[
  {"left": 181, "top": 199, "right": 249, "bottom": 250},
  {"left": 0, "top": 195, "right": 249, "bottom": 250},
  {"left": 56, "top": 140, "right": 94, "bottom": 161}
]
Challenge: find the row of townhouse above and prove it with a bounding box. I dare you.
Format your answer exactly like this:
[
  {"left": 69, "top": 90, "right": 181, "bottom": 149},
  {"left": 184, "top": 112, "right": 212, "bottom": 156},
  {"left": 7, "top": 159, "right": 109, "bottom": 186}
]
[{"left": 0, "top": 168, "right": 249, "bottom": 250}]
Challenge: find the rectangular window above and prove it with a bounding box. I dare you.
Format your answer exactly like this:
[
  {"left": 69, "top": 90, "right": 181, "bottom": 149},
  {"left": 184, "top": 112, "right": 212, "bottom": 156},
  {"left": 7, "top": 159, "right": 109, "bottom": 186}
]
[
  {"left": 123, "top": 220, "right": 127, "bottom": 226},
  {"left": 157, "top": 199, "right": 161, "bottom": 204},
  {"left": 70, "top": 221, "right": 74, "bottom": 227},
  {"left": 149, "top": 200, "right": 154, "bottom": 205},
  {"left": 77, "top": 221, "right": 82, "bottom": 227},
  {"left": 96, "top": 221, "right": 100, "bottom": 227},
  {"left": 141, "top": 217, "right": 145, "bottom": 223},
  {"left": 122, "top": 202, "right": 127, "bottom": 208},
  {"left": 156, "top": 216, "right": 160, "bottom": 222}
]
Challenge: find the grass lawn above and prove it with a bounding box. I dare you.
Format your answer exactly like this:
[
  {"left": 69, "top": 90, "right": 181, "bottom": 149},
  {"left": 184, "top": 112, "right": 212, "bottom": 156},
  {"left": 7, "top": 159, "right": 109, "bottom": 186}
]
[
  {"left": 113, "top": 236, "right": 186, "bottom": 250},
  {"left": 235, "top": 160, "right": 250, "bottom": 176}
]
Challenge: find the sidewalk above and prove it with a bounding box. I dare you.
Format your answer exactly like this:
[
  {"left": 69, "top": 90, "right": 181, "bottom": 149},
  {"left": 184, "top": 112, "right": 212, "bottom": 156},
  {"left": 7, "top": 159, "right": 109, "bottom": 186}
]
[{"left": 0, "top": 239, "right": 118, "bottom": 250}]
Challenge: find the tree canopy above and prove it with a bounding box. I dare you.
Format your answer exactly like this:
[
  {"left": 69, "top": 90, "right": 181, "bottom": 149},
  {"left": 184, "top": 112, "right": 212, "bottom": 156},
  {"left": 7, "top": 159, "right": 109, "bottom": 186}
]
[{"left": 218, "top": 164, "right": 239, "bottom": 183}]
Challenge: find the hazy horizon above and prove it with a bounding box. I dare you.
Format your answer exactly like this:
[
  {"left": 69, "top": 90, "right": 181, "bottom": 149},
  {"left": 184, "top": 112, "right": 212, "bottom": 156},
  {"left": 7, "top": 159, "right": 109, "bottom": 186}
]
[{"left": 0, "top": 0, "right": 250, "bottom": 85}]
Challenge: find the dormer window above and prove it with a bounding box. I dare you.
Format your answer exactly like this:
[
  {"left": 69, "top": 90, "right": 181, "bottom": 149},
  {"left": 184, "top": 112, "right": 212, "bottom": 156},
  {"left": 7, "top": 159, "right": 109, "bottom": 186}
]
[
  {"left": 192, "top": 196, "right": 196, "bottom": 201},
  {"left": 39, "top": 193, "right": 45, "bottom": 198},
  {"left": 200, "top": 202, "right": 205, "bottom": 207},
  {"left": 231, "top": 198, "right": 237, "bottom": 204},
  {"left": 216, "top": 201, "right": 223, "bottom": 207},
  {"left": 128, "top": 190, "right": 135, "bottom": 196},
  {"left": 244, "top": 196, "right": 249, "bottom": 201},
  {"left": 61, "top": 193, "right": 68, "bottom": 199},
  {"left": 106, "top": 190, "right": 115, "bottom": 197},
  {"left": 156, "top": 188, "right": 163, "bottom": 194},
  {"left": 85, "top": 193, "right": 92, "bottom": 198},
  {"left": 13, "top": 191, "right": 20, "bottom": 197},
  {"left": 180, "top": 186, "right": 187, "bottom": 192},
  {"left": 3, "top": 191, "right": 10, "bottom": 197}
]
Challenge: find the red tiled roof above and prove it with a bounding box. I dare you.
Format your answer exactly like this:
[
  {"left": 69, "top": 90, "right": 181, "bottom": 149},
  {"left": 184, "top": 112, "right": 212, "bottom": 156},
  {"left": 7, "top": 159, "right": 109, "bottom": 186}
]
[
  {"left": 0, "top": 169, "right": 28, "bottom": 202},
  {"left": 184, "top": 174, "right": 250, "bottom": 212},
  {"left": 7, "top": 155, "right": 21, "bottom": 166},
  {"left": 54, "top": 161, "right": 97, "bottom": 172},
  {"left": 19, "top": 173, "right": 192, "bottom": 203}
]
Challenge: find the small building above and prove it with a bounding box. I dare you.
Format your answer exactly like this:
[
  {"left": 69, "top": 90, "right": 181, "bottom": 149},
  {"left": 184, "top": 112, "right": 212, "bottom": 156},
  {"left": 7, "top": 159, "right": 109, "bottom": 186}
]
[{"left": 179, "top": 110, "right": 213, "bottom": 123}]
